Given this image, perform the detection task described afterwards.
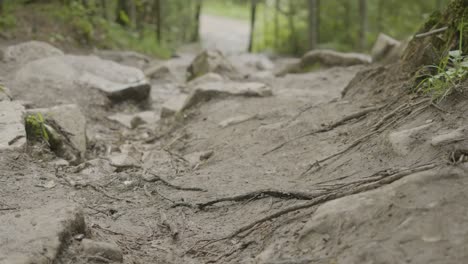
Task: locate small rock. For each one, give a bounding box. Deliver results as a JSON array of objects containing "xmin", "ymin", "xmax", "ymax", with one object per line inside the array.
[
  {"xmin": 187, "ymin": 50, "xmax": 240, "ymax": 81},
  {"xmin": 74, "ymin": 234, "xmax": 85, "ymax": 241},
  {"xmin": 109, "ymin": 153, "xmax": 141, "ymax": 169},
  {"xmin": 219, "ymin": 114, "xmax": 256, "ymax": 128},
  {"xmin": 144, "ymin": 64, "xmax": 174, "ymax": 80},
  {"xmin": 200, "ymin": 150, "xmax": 214, "ymax": 161},
  {"xmin": 49, "ymin": 158, "xmax": 70, "ymax": 167},
  {"xmin": 160, "ymin": 95, "xmax": 188, "ymax": 118},
  {"xmin": 108, "ymin": 111, "xmax": 159, "ymax": 129},
  {"xmin": 431, "ymin": 128, "xmax": 466, "ymax": 147},
  {"xmin": 81, "ymin": 239, "xmax": 123, "ymax": 262}
]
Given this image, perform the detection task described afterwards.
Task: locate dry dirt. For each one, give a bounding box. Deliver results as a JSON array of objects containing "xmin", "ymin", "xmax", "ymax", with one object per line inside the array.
[{"xmin": 1, "ymin": 34, "xmax": 468, "ymax": 264}]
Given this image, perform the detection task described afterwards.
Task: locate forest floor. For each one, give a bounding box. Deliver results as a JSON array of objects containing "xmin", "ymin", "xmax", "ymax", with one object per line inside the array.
[{"xmin": 1, "ymin": 25, "xmax": 468, "ymax": 264}]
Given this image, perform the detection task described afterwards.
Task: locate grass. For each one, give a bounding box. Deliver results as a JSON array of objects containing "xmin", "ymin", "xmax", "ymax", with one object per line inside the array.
[
  {"xmin": 203, "ymin": 0, "xmax": 250, "ymax": 21},
  {"xmin": 416, "ymin": 20, "xmax": 468, "ymax": 103}
]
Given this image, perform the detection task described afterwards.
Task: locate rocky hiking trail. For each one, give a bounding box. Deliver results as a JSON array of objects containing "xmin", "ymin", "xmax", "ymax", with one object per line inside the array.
[{"xmin": 0, "ymin": 36, "xmax": 468, "ymax": 264}]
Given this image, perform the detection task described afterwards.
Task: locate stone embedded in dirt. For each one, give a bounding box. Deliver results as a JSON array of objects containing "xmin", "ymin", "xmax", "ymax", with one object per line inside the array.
[
  {"xmin": 28, "ymin": 104, "xmax": 87, "ymax": 155},
  {"xmin": 109, "ymin": 144, "xmax": 142, "ymax": 169},
  {"xmin": 371, "ymin": 33, "xmax": 402, "ymax": 63},
  {"xmin": 81, "ymin": 239, "xmax": 123, "ymax": 262},
  {"xmin": 431, "ymin": 127, "xmax": 466, "ymax": 147},
  {"xmin": 187, "ymin": 72, "xmax": 224, "ymax": 87},
  {"xmin": 160, "ymin": 94, "xmax": 189, "ymax": 118},
  {"xmin": 182, "ymin": 82, "xmax": 273, "ymax": 111},
  {"xmin": 388, "ymin": 123, "xmax": 433, "ymax": 156},
  {"xmin": 3, "ymin": 41, "xmax": 64, "ymax": 66},
  {"xmin": 108, "ymin": 111, "xmax": 159, "ymax": 129},
  {"xmin": 187, "ymin": 50, "xmax": 240, "ymax": 81},
  {"xmin": 26, "ymin": 104, "xmax": 87, "ymax": 164},
  {"xmin": 12, "ymin": 55, "xmax": 151, "ymax": 107},
  {"xmin": 285, "ymin": 165, "xmax": 468, "ymax": 264},
  {"xmin": 219, "ymin": 114, "xmax": 257, "ymax": 128},
  {"xmin": 0, "ymin": 100, "xmax": 26, "ymax": 150},
  {"xmin": 0, "ymin": 202, "xmax": 85, "ymax": 264}
]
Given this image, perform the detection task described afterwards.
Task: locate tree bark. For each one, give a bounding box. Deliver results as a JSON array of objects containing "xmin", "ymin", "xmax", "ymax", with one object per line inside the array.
[
  {"xmin": 154, "ymin": 0, "xmax": 162, "ymax": 44},
  {"xmin": 287, "ymin": 0, "xmax": 298, "ymax": 54},
  {"xmin": 359, "ymin": 0, "xmax": 368, "ymax": 51},
  {"xmin": 0, "ymin": 0, "xmax": 3, "ymax": 14},
  {"xmin": 192, "ymin": 0, "xmax": 202, "ymax": 42},
  {"xmin": 274, "ymin": 0, "xmax": 279, "ymax": 49},
  {"xmin": 248, "ymin": 0, "xmax": 258, "ymax": 52},
  {"xmin": 307, "ymin": 0, "xmax": 318, "ymax": 50}
]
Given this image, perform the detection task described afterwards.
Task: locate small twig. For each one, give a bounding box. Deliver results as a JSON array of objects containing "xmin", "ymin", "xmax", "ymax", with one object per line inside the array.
[
  {"xmin": 146, "ymin": 171, "xmax": 207, "ymax": 192},
  {"xmin": 172, "ymin": 189, "xmax": 322, "ymax": 209},
  {"xmin": 431, "ymin": 102, "xmax": 449, "ymax": 113},
  {"xmin": 415, "ymin": 26, "xmax": 448, "ymax": 38},
  {"xmin": 87, "ymin": 255, "xmax": 111, "ymax": 263},
  {"xmin": 0, "ymin": 207, "xmax": 18, "ymax": 211}
]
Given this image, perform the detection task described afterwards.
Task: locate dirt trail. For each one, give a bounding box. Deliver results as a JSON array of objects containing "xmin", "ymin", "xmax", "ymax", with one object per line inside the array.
[
  {"xmin": 1, "ymin": 39, "xmax": 468, "ymax": 264},
  {"xmin": 200, "ymin": 14, "xmax": 249, "ymax": 55}
]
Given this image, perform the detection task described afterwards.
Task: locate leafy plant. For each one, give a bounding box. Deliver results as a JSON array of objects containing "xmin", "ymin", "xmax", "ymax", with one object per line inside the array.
[{"xmin": 416, "ymin": 21, "xmax": 468, "ymax": 103}]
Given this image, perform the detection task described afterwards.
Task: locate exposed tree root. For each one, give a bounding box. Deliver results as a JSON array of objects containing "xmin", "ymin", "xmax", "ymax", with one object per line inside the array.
[
  {"xmin": 172, "ymin": 189, "xmax": 323, "ymax": 209},
  {"xmin": 146, "ymin": 171, "xmax": 207, "ymax": 192},
  {"xmin": 195, "ymin": 163, "xmax": 437, "ymax": 249},
  {"xmin": 263, "ymin": 105, "xmax": 385, "ymax": 156}
]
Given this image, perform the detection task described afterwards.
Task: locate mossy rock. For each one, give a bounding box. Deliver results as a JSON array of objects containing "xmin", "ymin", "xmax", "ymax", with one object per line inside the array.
[{"xmin": 402, "ymin": 0, "xmax": 468, "ymax": 73}]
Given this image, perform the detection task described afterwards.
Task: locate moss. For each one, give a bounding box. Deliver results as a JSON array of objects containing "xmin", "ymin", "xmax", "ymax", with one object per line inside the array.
[{"xmin": 25, "ymin": 113, "xmax": 49, "ymax": 143}]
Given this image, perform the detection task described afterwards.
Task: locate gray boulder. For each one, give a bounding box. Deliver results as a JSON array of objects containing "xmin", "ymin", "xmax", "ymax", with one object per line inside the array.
[
  {"xmin": 3, "ymin": 41, "xmax": 64, "ymax": 66},
  {"xmin": 187, "ymin": 50, "xmax": 240, "ymax": 81},
  {"xmin": 11, "ymin": 55, "xmax": 150, "ymax": 108},
  {"xmin": 160, "ymin": 94, "xmax": 189, "ymax": 118},
  {"xmin": 81, "ymin": 239, "xmax": 123, "ymax": 262}
]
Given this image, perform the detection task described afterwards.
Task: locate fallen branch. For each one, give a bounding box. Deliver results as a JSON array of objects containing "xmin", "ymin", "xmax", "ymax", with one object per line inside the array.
[
  {"xmin": 263, "ymin": 105, "xmax": 384, "ymax": 156},
  {"xmin": 197, "ymin": 164, "xmax": 436, "ymax": 248},
  {"xmin": 87, "ymin": 184, "xmax": 135, "ymax": 203},
  {"xmin": 146, "ymin": 171, "xmax": 207, "ymax": 192},
  {"xmin": 173, "ymin": 189, "xmax": 322, "ymax": 209},
  {"xmin": 415, "ymin": 26, "xmax": 448, "ymax": 38}
]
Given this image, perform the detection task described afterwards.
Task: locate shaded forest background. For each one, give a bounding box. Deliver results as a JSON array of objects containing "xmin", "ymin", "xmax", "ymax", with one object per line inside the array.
[{"xmin": 0, "ymin": 0, "xmax": 451, "ymax": 57}]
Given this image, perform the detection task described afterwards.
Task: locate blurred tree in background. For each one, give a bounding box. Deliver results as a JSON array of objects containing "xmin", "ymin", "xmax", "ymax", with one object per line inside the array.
[{"xmin": 0, "ymin": 0, "xmax": 453, "ymax": 57}]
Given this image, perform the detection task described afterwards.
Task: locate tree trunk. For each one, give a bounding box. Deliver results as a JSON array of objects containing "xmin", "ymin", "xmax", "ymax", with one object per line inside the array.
[
  {"xmin": 116, "ymin": 0, "xmax": 129, "ymax": 26},
  {"xmin": 287, "ymin": 0, "xmax": 298, "ymax": 54},
  {"xmin": 99, "ymin": 0, "xmax": 108, "ymax": 20},
  {"xmin": 248, "ymin": 0, "xmax": 258, "ymax": 52},
  {"xmin": 154, "ymin": 0, "xmax": 162, "ymax": 44},
  {"xmin": 377, "ymin": 0, "xmax": 384, "ymax": 33},
  {"xmin": 274, "ymin": 0, "xmax": 279, "ymax": 49},
  {"xmin": 0, "ymin": 0, "xmax": 3, "ymax": 13},
  {"xmin": 129, "ymin": 0, "xmax": 137, "ymax": 28},
  {"xmin": 307, "ymin": 0, "xmax": 318, "ymax": 50},
  {"xmin": 192, "ymin": 0, "xmax": 202, "ymax": 42},
  {"xmin": 359, "ymin": 0, "xmax": 368, "ymax": 51}
]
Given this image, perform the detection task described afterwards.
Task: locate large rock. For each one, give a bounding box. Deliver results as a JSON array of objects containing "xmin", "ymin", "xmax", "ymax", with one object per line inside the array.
[
  {"xmin": 371, "ymin": 33, "xmax": 402, "ymax": 63},
  {"xmin": 0, "ymin": 100, "xmax": 26, "ymax": 150},
  {"xmin": 187, "ymin": 50, "xmax": 240, "ymax": 81},
  {"xmin": 27, "ymin": 104, "xmax": 87, "ymax": 160},
  {"xmin": 94, "ymin": 49, "xmax": 151, "ymax": 69},
  {"xmin": 81, "ymin": 239, "xmax": 123, "ymax": 262},
  {"xmin": 276, "ymin": 49, "xmax": 371, "ymax": 76},
  {"xmin": 228, "ymin": 53, "xmax": 274, "ymax": 75},
  {"xmin": 11, "ymin": 55, "xmax": 151, "ymax": 107},
  {"xmin": 187, "ymin": 72, "xmax": 224, "ymax": 88},
  {"xmin": 257, "ymin": 165, "xmax": 468, "ymax": 263},
  {"xmin": 0, "ymin": 202, "xmax": 85, "ymax": 264},
  {"xmin": 182, "ymin": 82, "xmax": 272, "ymax": 111},
  {"xmin": 3, "ymin": 41, "xmax": 64, "ymax": 66}
]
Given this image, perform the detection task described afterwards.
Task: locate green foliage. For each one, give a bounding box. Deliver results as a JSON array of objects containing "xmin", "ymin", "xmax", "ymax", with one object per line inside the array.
[
  {"xmin": 416, "ymin": 21, "xmax": 468, "ymax": 102},
  {"xmin": 25, "ymin": 113, "xmax": 49, "ymax": 143}
]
